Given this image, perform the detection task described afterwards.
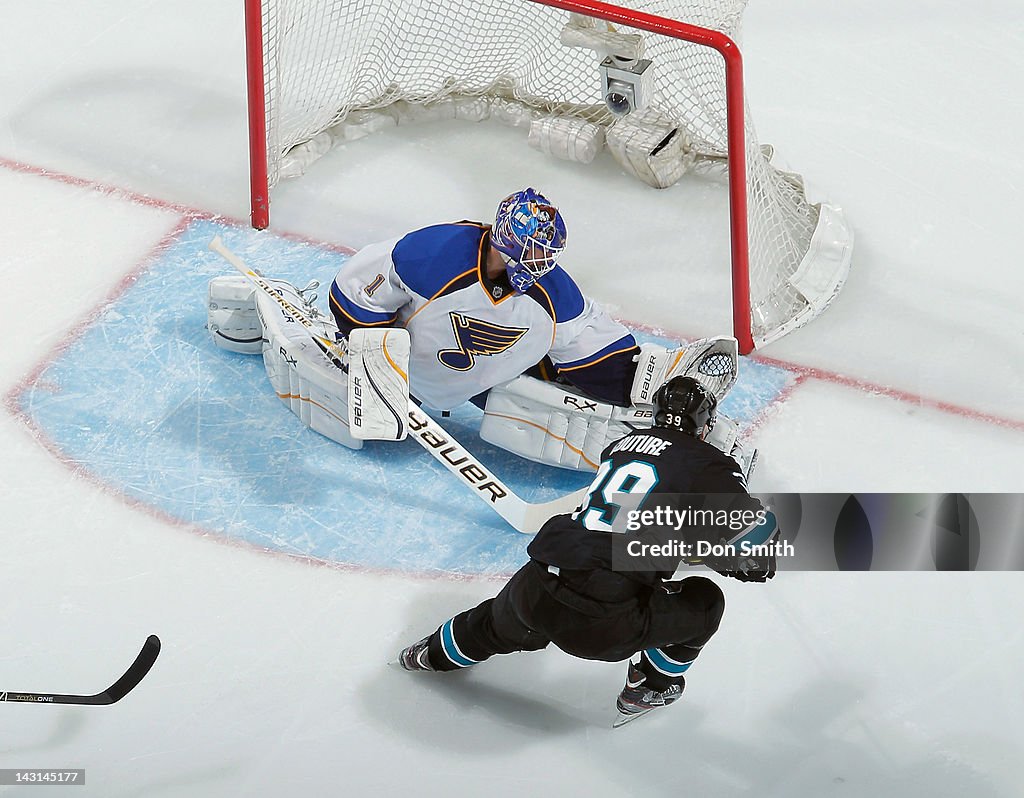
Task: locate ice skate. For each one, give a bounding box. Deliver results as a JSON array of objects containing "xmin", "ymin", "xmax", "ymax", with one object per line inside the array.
[
  {"xmin": 613, "ymin": 664, "xmax": 683, "ymax": 727},
  {"xmin": 396, "ymin": 636, "xmax": 435, "ymax": 671}
]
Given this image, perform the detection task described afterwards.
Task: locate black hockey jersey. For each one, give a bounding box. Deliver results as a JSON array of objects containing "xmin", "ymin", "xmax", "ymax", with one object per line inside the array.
[{"xmin": 527, "ymin": 426, "xmax": 760, "ymax": 586}]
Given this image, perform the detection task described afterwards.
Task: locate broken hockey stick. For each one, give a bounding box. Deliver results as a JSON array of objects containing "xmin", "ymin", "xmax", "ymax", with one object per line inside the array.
[
  {"xmin": 1, "ymin": 635, "xmax": 161, "ymax": 706},
  {"xmin": 208, "ymin": 236, "xmax": 586, "ymax": 534}
]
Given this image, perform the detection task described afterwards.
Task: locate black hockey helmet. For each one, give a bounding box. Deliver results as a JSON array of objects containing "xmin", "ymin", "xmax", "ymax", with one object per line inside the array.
[{"xmin": 652, "ymin": 376, "xmax": 717, "ymax": 437}]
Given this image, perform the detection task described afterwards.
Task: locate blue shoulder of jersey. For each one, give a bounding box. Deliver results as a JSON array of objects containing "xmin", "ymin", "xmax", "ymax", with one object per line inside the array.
[
  {"xmin": 391, "ymin": 222, "xmax": 487, "ymax": 299},
  {"xmin": 532, "ymin": 265, "xmax": 585, "ymax": 322}
]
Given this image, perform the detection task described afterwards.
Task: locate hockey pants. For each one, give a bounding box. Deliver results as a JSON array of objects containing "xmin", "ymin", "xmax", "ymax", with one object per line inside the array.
[{"xmin": 425, "ymin": 560, "xmax": 725, "ymax": 690}]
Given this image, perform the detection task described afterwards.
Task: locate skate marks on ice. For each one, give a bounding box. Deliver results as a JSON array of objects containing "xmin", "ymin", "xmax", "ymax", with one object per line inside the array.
[{"xmin": 10, "ymin": 220, "xmax": 792, "ymax": 577}]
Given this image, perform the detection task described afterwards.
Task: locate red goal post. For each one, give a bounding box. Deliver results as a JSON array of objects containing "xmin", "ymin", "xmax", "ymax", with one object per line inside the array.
[{"xmin": 244, "ymin": 0, "xmax": 852, "ymax": 353}]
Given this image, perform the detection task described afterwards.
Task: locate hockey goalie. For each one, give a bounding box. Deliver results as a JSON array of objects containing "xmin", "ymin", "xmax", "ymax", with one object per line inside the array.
[{"xmin": 206, "ymin": 188, "xmax": 756, "ymax": 479}]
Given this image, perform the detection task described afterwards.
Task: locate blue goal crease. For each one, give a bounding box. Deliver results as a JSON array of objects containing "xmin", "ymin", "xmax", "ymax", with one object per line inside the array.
[{"xmin": 15, "ymin": 219, "xmax": 794, "ymax": 577}]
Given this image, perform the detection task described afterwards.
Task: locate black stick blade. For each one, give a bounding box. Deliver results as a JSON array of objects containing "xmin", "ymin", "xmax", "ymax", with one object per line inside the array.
[
  {"xmin": 94, "ymin": 634, "xmax": 161, "ymax": 704},
  {"xmin": 1, "ymin": 635, "xmax": 161, "ymax": 706}
]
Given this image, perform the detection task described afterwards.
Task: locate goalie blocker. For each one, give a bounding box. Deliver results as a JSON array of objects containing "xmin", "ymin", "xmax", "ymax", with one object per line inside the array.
[{"xmin": 346, "ymin": 327, "xmax": 411, "ymax": 441}]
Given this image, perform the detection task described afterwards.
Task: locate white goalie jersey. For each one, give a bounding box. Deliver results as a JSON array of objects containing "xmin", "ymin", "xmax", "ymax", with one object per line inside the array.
[{"xmin": 328, "ymin": 222, "xmax": 639, "ymax": 410}]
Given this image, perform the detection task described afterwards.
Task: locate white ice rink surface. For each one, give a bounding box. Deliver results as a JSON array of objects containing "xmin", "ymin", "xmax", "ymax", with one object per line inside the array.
[{"xmin": 1, "ymin": 2, "xmax": 1023, "ymax": 796}]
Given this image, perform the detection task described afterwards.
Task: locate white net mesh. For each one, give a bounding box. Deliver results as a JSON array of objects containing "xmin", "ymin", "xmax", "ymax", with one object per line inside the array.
[{"xmin": 256, "ymin": 0, "xmax": 851, "ymax": 346}]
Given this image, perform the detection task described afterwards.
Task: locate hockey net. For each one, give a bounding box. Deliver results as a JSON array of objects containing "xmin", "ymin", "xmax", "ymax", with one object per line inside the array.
[{"xmin": 245, "ymin": 0, "xmax": 852, "ymax": 351}]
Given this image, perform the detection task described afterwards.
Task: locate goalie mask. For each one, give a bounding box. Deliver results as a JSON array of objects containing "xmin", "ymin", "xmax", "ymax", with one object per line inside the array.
[
  {"xmin": 492, "ymin": 187, "xmax": 567, "ymax": 293},
  {"xmin": 653, "ymin": 376, "xmax": 718, "ymax": 438}
]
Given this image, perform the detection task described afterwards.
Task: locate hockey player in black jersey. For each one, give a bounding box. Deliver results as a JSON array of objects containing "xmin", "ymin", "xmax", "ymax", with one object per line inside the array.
[{"xmin": 396, "ymin": 376, "xmax": 778, "ymax": 725}]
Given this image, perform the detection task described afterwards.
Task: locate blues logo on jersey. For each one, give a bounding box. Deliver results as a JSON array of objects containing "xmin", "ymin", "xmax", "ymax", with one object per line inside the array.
[{"xmin": 437, "ymin": 313, "xmax": 528, "ymax": 371}]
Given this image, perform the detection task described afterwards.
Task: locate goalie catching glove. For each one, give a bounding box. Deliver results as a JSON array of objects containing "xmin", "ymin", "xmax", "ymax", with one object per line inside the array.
[{"xmin": 630, "ymin": 336, "xmax": 739, "ymax": 406}]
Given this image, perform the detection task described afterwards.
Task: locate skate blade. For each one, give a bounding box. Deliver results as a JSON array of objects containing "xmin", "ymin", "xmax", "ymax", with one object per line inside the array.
[{"xmin": 612, "ymin": 708, "xmax": 655, "ymax": 728}]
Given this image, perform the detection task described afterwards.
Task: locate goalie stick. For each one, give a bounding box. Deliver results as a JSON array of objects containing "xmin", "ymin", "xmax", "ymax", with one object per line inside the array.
[
  {"xmin": 1, "ymin": 635, "xmax": 161, "ymax": 706},
  {"xmin": 208, "ymin": 236, "xmax": 586, "ymax": 534}
]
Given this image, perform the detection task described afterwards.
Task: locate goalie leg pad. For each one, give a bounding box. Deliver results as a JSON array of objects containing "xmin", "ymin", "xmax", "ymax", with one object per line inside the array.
[
  {"xmin": 480, "ymin": 375, "xmax": 758, "ymax": 481},
  {"xmin": 479, "ymin": 376, "xmax": 647, "ymax": 471},
  {"xmin": 255, "ymin": 290, "xmax": 361, "ymax": 450}
]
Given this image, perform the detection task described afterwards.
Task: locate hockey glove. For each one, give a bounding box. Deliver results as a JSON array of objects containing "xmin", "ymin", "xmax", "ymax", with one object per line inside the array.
[
  {"xmin": 716, "ymin": 537, "xmax": 778, "ymax": 582},
  {"xmin": 717, "ymin": 562, "xmax": 776, "ymax": 583}
]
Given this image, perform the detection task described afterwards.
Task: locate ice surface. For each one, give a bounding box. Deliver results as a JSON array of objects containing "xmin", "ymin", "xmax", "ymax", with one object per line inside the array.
[{"xmin": 0, "ymin": 2, "xmax": 1021, "ymax": 797}]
